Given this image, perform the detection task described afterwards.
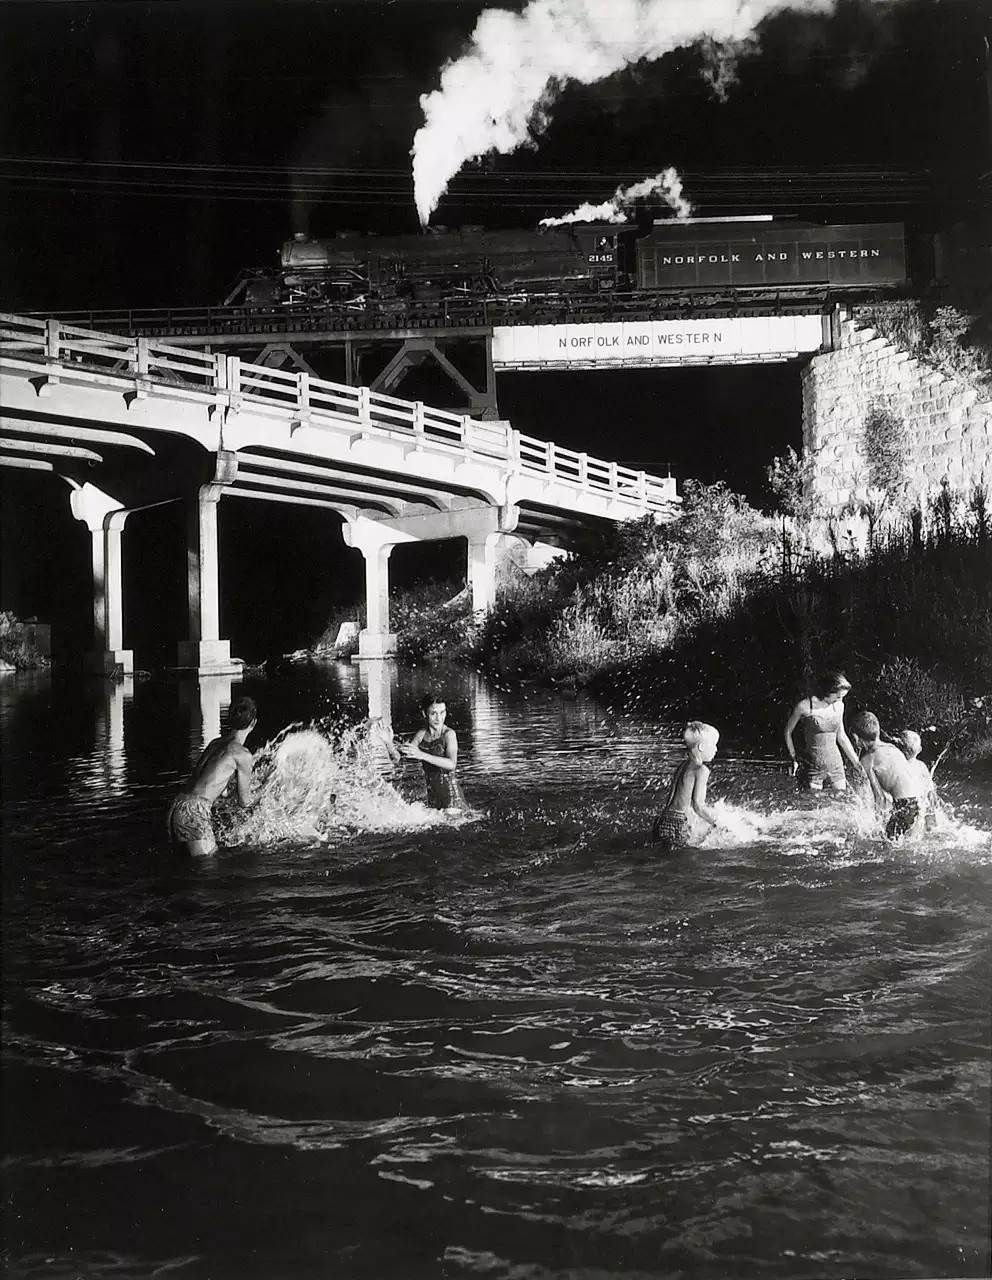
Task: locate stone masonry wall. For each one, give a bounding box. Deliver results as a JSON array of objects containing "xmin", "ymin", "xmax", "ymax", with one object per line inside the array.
[{"xmin": 802, "ymin": 313, "xmax": 991, "ymax": 517}]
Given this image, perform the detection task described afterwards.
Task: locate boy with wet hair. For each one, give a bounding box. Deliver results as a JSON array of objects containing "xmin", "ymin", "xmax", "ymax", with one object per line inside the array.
[
  {"xmin": 897, "ymin": 729, "xmax": 939, "ymax": 830},
  {"xmin": 849, "ymin": 711, "xmax": 926, "ymax": 840},
  {"xmin": 167, "ymin": 695, "xmax": 258, "ymax": 856},
  {"xmin": 651, "ymin": 721, "xmax": 720, "ymax": 851}
]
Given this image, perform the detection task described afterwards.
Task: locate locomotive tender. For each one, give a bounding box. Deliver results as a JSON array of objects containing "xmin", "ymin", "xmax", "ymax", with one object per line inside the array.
[{"xmin": 228, "ymin": 216, "xmax": 909, "ymax": 317}]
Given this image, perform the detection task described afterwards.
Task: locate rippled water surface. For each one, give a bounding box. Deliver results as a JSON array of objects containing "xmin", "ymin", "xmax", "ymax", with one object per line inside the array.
[{"xmin": 3, "ymin": 664, "xmax": 991, "ymax": 1280}]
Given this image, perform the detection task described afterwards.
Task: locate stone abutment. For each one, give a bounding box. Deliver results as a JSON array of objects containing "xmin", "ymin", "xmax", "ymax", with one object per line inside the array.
[{"xmin": 802, "ymin": 311, "xmax": 991, "ymax": 518}]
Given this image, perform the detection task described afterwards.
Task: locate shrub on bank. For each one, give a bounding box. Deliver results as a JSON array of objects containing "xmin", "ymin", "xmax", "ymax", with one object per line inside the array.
[
  {"xmin": 468, "ymin": 482, "xmax": 991, "ymax": 758},
  {"xmin": 316, "ymin": 481, "xmax": 992, "ymax": 760},
  {"xmin": 393, "ymin": 579, "xmax": 474, "ymax": 665},
  {"xmin": 856, "ymin": 299, "xmax": 992, "ymax": 392},
  {"xmin": 0, "ymin": 611, "xmax": 50, "ymax": 669}
]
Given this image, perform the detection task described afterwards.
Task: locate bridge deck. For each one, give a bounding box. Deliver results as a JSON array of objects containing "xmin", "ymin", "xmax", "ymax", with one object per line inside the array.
[{"xmin": 0, "ymin": 312, "xmax": 678, "ymax": 528}]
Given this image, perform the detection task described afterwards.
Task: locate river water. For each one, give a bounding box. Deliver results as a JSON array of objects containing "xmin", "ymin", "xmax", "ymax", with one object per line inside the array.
[{"xmin": 2, "ymin": 663, "xmax": 990, "ymax": 1280}]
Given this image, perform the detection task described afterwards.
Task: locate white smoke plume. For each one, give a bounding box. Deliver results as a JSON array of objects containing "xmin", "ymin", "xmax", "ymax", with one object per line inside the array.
[
  {"xmin": 539, "ymin": 167, "xmax": 692, "ymax": 225},
  {"xmin": 699, "ymin": 34, "xmax": 759, "ymax": 103},
  {"xmin": 412, "ymin": 0, "xmax": 838, "ymax": 226}
]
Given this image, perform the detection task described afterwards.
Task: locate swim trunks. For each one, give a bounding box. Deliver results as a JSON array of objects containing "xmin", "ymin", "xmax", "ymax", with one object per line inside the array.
[
  {"xmin": 420, "ymin": 735, "xmax": 467, "ymax": 810},
  {"xmin": 168, "ymin": 792, "xmax": 215, "ymax": 843},
  {"xmin": 886, "ymin": 797, "xmax": 921, "ymax": 840},
  {"xmin": 652, "ymin": 809, "xmax": 692, "ymax": 851}
]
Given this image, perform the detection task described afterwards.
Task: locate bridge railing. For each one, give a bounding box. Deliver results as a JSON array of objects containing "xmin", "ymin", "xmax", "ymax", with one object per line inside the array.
[{"xmin": 0, "ymin": 312, "xmax": 677, "ymax": 510}]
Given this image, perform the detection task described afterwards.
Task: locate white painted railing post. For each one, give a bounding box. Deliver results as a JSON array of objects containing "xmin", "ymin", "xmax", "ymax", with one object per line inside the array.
[
  {"xmin": 637, "ymin": 471, "xmax": 648, "ymax": 503},
  {"xmin": 298, "ymin": 370, "xmax": 310, "ymax": 417},
  {"xmin": 510, "ymin": 430, "xmax": 522, "ymax": 470},
  {"xmin": 548, "ymin": 442, "xmax": 556, "ymax": 476},
  {"xmin": 45, "ymin": 318, "xmax": 61, "ymax": 361},
  {"xmin": 609, "ymin": 462, "xmax": 619, "ymax": 494},
  {"xmin": 413, "ymin": 402, "xmax": 426, "ymax": 446},
  {"xmin": 227, "ymin": 355, "xmax": 241, "ymax": 396},
  {"xmin": 358, "ymin": 386, "xmax": 371, "ymax": 428},
  {"xmin": 214, "ymin": 352, "xmax": 228, "ymax": 390},
  {"xmin": 579, "ymin": 453, "xmax": 589, "ymax": 488},
  {"xmin": 135, "ymin": 337, "xmax": 150, "ymax": 379}
]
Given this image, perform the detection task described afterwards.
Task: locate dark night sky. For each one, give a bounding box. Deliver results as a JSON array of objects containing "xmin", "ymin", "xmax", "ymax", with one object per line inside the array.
[
  {"xmin": 1, "ymin": 0, "xmax": 988, "ymax": 659},
  {"xmin": 1, "ymin": 0, "xmax": 986, "ymax": 311}
]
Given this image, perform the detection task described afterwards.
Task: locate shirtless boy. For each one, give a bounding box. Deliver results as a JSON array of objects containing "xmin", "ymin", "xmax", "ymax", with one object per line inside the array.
[
  {"xmin": 849, "ymin": 711, "xmax": 926, "ymax": 840},
  {"xmin": 897, "ymin": 729, "xmax": 939, "ymax": 830},
  {"xmin": 652, "ymin": 721, "xmax": 720, "ymax": 851},
  {"xmin": 167, "ymin": 695, "xmax": 258, "ymax": 855}
]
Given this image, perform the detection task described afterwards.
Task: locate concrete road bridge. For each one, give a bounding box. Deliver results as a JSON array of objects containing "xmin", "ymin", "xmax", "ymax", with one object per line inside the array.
[{"xmin": 1, "ymin": 313, "xmax": 678, "ymax": 675}]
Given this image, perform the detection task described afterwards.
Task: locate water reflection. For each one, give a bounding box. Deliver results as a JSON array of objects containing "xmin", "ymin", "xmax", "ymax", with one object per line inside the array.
[
  {"xmin": 177, "ymin": 671, "xmax": 243, "ymax": 752},
  {"xmin": 2, "ymin": 664, "xmax": 990, "ymax": 1280},
  {"xmin": 356, "ymin": 656, "xmax": 396, "ymax": 726},
  {"xmin": 90, "ymin": 676, "xmax": 132, "ymax": 794}
]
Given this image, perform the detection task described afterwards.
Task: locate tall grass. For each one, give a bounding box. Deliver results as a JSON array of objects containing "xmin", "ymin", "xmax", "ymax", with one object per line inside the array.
[{"xmin": 464, "ymin": 482, "xmax": 992, "ymax": 754}]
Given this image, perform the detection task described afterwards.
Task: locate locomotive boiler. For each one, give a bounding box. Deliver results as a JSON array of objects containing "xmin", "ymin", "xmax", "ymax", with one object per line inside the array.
[{"xmin": 225, "ymin": 217, "xmax": 912, "ymax": 317}]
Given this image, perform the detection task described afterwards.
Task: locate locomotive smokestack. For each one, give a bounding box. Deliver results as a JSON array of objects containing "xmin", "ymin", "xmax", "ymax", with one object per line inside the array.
[{"xmin": 411, "ymin": 0, "xmax": 844, "ymax": 226}]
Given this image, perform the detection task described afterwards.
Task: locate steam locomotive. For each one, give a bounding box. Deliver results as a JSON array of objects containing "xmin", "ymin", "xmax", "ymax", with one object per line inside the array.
[{"xmin": 225, "ymin": 217, "xmax": 913, "ymax": 317}]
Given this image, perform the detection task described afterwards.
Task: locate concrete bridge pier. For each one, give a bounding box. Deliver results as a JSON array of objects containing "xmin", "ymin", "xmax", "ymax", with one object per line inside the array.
[
  {"xmin": 68, "ymin": 481, "xmax": 135, "ymax": 677},
  {"xmin": 341, "ymin": 518, "xmax": 399, "ymax": 660},
  {"xmin": 358, "ymin": 658, "xmax": 396, "ymax": 727},
  {"xmin": 467, "ymin": 532, "xmax": 502, "ymax": 615},
  {"xmin": 343, "ymin": 502, "xmax": 521, "ymax": 660},
  {"xmin": 177, "ymin": 454, "xmax": 242, "ymax": 676}
]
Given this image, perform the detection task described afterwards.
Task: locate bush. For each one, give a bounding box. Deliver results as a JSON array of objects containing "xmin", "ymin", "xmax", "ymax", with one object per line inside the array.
[
  {"xmin": 392, "ymin": 579, "xmax": 474, "ymax": 664},
  {"xmin": 0, "ymin": 611, "xmax": 50, "ymax": 669},
  {"xmin": 464, "ymin": 485, "xmax": 992, "ymax": 757},
  {"xmin": 860, "ymin": 656, "xmax": 965, "ymax": 736},
  {"xmin": 857, "ymin": 299, "xmax": 992, "ymax": 391}
]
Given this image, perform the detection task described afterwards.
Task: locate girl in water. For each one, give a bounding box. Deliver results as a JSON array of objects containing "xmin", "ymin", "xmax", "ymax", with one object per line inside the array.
[
  {"xmin": 399, "ymin": 694, "xmax": 468, "ymax": 811},
  {"xmin": 783, "ymin": 670, "xmax": 862, "ymax": 792}
]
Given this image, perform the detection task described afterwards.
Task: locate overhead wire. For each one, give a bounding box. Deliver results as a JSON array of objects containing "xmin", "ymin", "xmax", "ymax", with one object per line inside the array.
[{"xmin": 0, "ymin": 155, "xmax": 975, "ymax": 210}]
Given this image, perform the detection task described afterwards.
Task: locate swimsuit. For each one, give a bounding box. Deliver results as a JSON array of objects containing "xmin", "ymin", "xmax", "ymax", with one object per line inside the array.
[
  {"xmin": 886, "ymin": 797, "xmax": 921, "ymax": 840},
  {"xmin": 652, "ymin": 809, "xmax": 692, "ymax": 851},
  {"xmin": 796, "ymin": 701, "xmax": 847, "ymax": 791},
  {"xmin": 651, "ymin": 761, "xmax": 695, "ymax": 850},
  {"xmin": 168, "ymin": 792, "xmax": 215, "ymax": 843},
  {"xmin": 419, "ymin": 735, "xmax": 467, "ymax": 810}
]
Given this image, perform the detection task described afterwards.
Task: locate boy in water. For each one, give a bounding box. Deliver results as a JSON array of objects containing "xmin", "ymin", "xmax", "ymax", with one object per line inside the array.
[
  {"xmin": 399, "ymin": 693, "xmax": 467, "ymax": 811},
  {"xmin": 167, "ymin": 695, "xmax": 258, "ymax": 855},
  {"xmin": 849, "ymin": 711, "xmax": 926, "ymax": 840},
  {"xmin": 897, "ymin": 729, "xmax": 939, "ymax": 830},
  {"xmin": 651, "ymin": 721, "xmax": 720, "ymax": 851}
]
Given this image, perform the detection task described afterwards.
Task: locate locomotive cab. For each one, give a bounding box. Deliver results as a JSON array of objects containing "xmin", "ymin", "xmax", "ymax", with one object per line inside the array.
[{"xmin": 565, "ymin": 223, "xmax": 637, "ymax": 289}]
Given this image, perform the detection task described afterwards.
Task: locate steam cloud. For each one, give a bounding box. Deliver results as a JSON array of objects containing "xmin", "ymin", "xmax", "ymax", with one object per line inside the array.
[
  {"xmin": 412, "ymin": 0, "xmax": 837, "ymax": 226},
  {"xmin": 539, "ymin": 167, "xmax": 692, "ymax": 225}
]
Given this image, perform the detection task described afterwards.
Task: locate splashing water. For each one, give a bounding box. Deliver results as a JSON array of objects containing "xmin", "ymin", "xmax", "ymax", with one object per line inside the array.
[
  {"xmin": 215, "ymin": 723, "xmax": 462, "ymax": 847},
  {"xmin": 539, "ymin": 167, "xmax": 691, "ymax": 226},
  {"xmin": 700, "ymin": 794, "xmax": 992, "ymax": 864}
]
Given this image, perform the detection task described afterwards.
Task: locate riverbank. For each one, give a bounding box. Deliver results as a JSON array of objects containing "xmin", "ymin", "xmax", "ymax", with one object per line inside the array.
[
  {"xmin": 0, "ymin": 612, "xmax": 51, "ymax": 670},
  {"xmin": 373, "ymin": 481, "xmax": 992, "ymax": 765}
]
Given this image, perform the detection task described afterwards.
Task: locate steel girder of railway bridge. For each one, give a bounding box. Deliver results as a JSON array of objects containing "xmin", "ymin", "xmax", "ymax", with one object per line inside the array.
[{"xmin": 122, "ymin": 325, "xmax": 502, "ymax": 422}]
